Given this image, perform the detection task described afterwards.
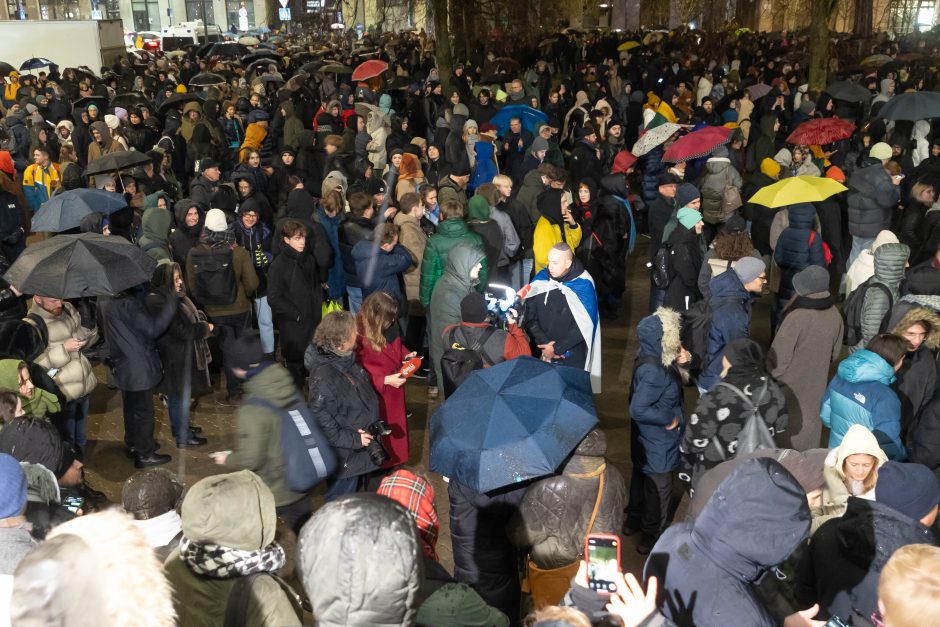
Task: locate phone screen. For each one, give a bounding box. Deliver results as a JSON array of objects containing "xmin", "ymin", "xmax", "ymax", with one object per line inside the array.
[
  {"xmin": 586, "ymin": 535, "xmax": 620, "ymax": 593},
  {"xmin": 63, "ymin": 496, "xmax": 84, "ymax": 514}
]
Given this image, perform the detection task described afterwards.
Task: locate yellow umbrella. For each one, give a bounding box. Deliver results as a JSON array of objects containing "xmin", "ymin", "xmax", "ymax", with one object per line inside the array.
[
  {"xmin": 617, "ymin": 41, "xmax": 641, "ymax": 52},
  {"xmin": 748, "ymin": 175, "xmax": 847, "ymax": 208}
]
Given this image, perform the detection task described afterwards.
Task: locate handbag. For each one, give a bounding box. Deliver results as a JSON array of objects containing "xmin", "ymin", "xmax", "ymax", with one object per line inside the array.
[{"xmin": 522, "ymin": 467, "xmax": 605, "ymax": 609}]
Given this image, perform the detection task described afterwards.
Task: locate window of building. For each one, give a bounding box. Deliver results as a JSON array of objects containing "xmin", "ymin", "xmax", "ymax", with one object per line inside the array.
[
  {"xmin": 225, "ymin": 0, "xmax": 253, "ymax": 29},
  {"xmin": 131, "ymin": 0, "xmax": 160, "ymax": 30},
  {"xmin": 185, "ymin": 0, "xmax": 215, "ymax": 24},
  {"xmin": 6, "ymin": 0, "xmax": 25, "ymax": 19}
]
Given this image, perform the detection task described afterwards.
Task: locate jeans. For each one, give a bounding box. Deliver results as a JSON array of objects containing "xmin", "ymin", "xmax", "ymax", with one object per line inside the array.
[
  {"xmin": 122, "ymin": 388, "xmax": 157, "ymax": 456},
  {"xmin": 325, "ymin": 474, "xmax": 360, "ymax": 502},
  {"xmin": 521, "ymin": 258, "xmax": 534, "ymax": 285},
  {"xmin": 507, "ymin": 260, "xmax": 524, "ymax": 291},
  {"xmin": 58, "ymin": 396, "xmax": 89, "ymax": 453},
  {"xmin": 212, "ymin": 311, "xmax": 251, "ymax": 394},
  {"xmin": 849, "ymin": 235, "xmax": 876, "ymax": 269},
  {"xmin": 165, "ymin": 393, "xmax": 191, "ymax": 443},
  {"xmin": 347, "ymin": 286, "xmax": 363, "ymax": 314},
  {"xmin": 649, "ymin": 285, "xmax": 666, "ymax": 313},
  {"xmin": 254, "ymin": 296, "xmax": 275, "ymax": 354}
]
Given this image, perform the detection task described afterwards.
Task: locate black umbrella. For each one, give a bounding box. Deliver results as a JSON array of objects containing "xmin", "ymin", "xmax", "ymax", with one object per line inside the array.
[
  {"xmin": 205, "ymin": 42, "xmax": 249, "ymax": 59},
  {"xmin": 66, "ymin": 66, "xmax": 97, "ymax": 82},
  {"xmin": 0, "ymin": 62, "xmax": 14, "ymax": 77},
  {"xmin": 241, "ymin": 51, "xmax": 280, "ymax": 65},
  {"xmin": 245, "ymin": 59, "xmax": 278, "ymax": 76},
  {"xmin": 157, "ymin": 92, "xmax": 204, "ymax": 114},
  {"xmin": 72, "ymin": 96, "xmax": 108, "ymax": 111},
  {"xmin": 83, "ymin": 151, "xmax": 153, "ymax": 177},
  {"xmin": 20, "ymin": 57, "xmax": 54, "ymax": 71},
  {"xmin": 5, "ymin": 233, "xmax": 156, "ymax": 298},
  {"xmin": 110, "ymin": 93, "xmax": 153, "ymax": 111},
  {"xmin": 878, "ymin": 91, "xmax": 940, "ymax": 121},
  {"xmin": 189, "ymin": 72, "xmax": 226, "ymax": 87},
  {"xmin": 824, "ymin": 79, "xmax": 872, "ymax": 103},
  {"xmin": 30, "ymin": 189, "xmax": 126, "ymax": 233}
]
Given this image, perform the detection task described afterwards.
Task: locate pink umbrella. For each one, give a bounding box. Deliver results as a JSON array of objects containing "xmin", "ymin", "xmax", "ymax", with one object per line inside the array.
[
  {"xmin": 351, "ymin": 59, "xmax": 389, "ymax": 81},
  {"xmin": 662, "ymin": 126, "xmax": 732, "ymax": 163}
]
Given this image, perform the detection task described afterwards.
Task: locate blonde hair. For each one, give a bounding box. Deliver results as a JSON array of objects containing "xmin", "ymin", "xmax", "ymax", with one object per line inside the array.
[
  {"xmin": 843, "ymin": 453, "xmax": 880, "ymax": 494},
  {"xmin": 492, "ymin": 174, "xmax": 512, "ymax": 188},
  {"xmin": 879, "ymin": 544, "xmax": 940, "ymax": 627},
  {"xmin": 524, "ymin": 606, "xmax": 591, "ymax": 627}
]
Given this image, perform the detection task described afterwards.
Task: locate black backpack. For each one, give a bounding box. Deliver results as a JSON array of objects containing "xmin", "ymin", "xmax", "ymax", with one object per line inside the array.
[
  {"xmin": 683, "ymin": 299, "xmax": 714, "ymax": 370},
  {"xmin": 244, "ymin": 394, "xmax": 337, "ymax": 492},
  {"xmin": 190, "ymin": 247, "xmax": 238, "ymax": 306},
  {"xmin": 440, "ymin": 326, "xmax": 497, "ymax": 397},
  {"xmin": 647, "ymin": 242, "xmax": 673, "ymax": 288},
  {"xmin": 841, "ymin": 278, "xmax": 893, "ymax": 346}
]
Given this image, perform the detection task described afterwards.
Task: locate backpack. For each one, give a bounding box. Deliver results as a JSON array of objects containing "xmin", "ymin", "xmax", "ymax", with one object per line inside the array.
[
  {"xmin": 841, "ymin": 278, "xmax": 893, "ymax": 346},
  {"xmin": 440, "ymin": 326, "xmax": 497, "ymax": 397},
  {"xmin": 647, "ymin": 242, "xmax": 673, "ymax": 288},
  {"xmin": 683, "ymin": 299, "xmax": 713, "ymax": 370},
  {"xmin": 244, "ymin": 395, "xmax": 337, "ymax": 492},
  {"xmin": 190, "ymin": 247, "xmax": 239, "ymax": 306},
  {"xmin": 710, "ymin": 379, "xmax": 775, "ymax": 460},
  {"xmin": 701, "ymin": 185, "xmax": 741, "ymax": 225},
  {"xmin": 223, "ymin": 571, "xmax": 303, "ymax": 627}
]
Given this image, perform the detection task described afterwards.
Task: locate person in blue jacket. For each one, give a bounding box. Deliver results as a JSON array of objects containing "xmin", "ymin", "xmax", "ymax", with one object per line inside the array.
[
  {"xmin": 699, "ymin": 256, "xmax": 767, "ymax": 392},
  {"xmin": 352, "ymin": 222, "xmax": 414, "ymax": 318},
  {"xmin": 626, "ymin": 306, "xmax": 689, "ymax": 555},
  {"xmin": 821, "ymin": 333, "xmax": 907, "ymax": 460}
]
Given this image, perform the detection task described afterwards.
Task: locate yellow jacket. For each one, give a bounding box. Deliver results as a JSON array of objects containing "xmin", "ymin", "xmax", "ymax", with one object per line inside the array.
[{"xmin": 533, "ymin": 216, "xmax": 583, "ymax": 274}]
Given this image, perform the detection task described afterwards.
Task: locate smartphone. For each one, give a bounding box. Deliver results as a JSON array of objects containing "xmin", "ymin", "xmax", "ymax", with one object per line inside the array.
[
  {"xmin": 585, "ymin": 533, "xmax": 621, "ymax": 594},
  {"xmin": 63, "ymin": 495, "xmax": 84, "ymax": 514}
]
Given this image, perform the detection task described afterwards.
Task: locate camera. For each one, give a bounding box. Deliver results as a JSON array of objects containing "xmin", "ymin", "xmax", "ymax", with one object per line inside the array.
[
  {"xmin": 365, "ymin": 420, "xmax": 391, "ymax": 466},
  {"xmin": 484, "ymin": 284, "xmax": 521, "ymax": 329}
]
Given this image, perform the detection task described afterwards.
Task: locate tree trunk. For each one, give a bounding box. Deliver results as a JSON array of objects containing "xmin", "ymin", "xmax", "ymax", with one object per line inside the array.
[
  {"xmin": 808, "ymin": 0, "xmax": 833, "ymax": 93},
  {"xmin": 431, "ymin": 0, "xmax": 454, "ymax": 95},
  {"xmin": 854, "ymin": 0, "xmax": 872, "ymax": 37}
]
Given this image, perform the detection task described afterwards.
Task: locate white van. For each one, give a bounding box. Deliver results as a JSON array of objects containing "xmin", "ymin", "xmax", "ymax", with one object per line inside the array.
[{"xmin": 161, "ymin": 20, "xmax": 224, "ymax": 51}]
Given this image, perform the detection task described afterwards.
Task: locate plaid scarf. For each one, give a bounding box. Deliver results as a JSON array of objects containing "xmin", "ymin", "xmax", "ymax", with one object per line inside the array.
[
  {"xmin": 377, "ymin": 469, "xmax": 439, "ymax": 560},
  {"xmin": 179, "ymin": 536, "xmax": 286, "ymax": 579}
]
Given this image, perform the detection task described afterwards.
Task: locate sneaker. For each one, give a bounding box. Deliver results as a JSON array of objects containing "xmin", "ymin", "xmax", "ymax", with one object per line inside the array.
[{"xmin": 428, "ymin": 386, "xmax": 440, "ymax": 399}]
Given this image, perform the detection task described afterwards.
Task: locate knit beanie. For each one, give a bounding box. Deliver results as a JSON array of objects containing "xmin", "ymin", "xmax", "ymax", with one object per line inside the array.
[
  {"xmin": 460, "ymin": 293, "xmax": 489, "ymax": 323},
  {"xmin": 793, "ymin": 265, "xmax": 830, "ymax": 296},
  {"xmin": 0, "ymin": 453, "xmax": 26, "ymax": 519},
  {"xmin": 876, "ymin": 462, "xmax": 940, "ymax": 521},
  {"xmin": 104, "ymin": 114, "xmax": 120, "ymax": 130},
  {"xmin": 799, "ymin": 100, "xmax": 815, "ymax": 115},
  {"xmin": 203, "ymin": 208, "xmax": 228, "ymax": 232},
  {"xmin": 760, "ymin": 157, "xmax": 782, "ymax": 179},
  {"xmin": 675, "ymin": 183, "xmax": 700, "ymax": 208},
  {"xmin": 453, "ymin": 103, "xmax": 469, "ymax": 118},
  {"xmin": 227, "ymin": 332, "xmax": 265, "ymax": 371},
  {"xmin": 733, "ymin": 256, "xmax": 766, "ymax": 284},
  {"xmin": 530, "ymin": 137, "xmax": 550, "ymax": 154},
  {"xmin": 870, "ymin": 142, "xmax": 892, "ymax": 161},
  {"xmin": 677, "ymin": 207, "xmax": 703, "ymax": 230}
]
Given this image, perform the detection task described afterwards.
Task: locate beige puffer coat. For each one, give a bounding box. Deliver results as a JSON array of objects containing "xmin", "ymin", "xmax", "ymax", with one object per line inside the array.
[{"xmin": 29, "ymin": 301, "xmax": 97, "ymax": 402}]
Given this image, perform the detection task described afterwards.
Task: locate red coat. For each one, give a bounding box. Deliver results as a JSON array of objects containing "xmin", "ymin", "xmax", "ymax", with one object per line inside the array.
[{"xmin": 356, "ymin": 335, "xmax": 411, "ymax": 467}]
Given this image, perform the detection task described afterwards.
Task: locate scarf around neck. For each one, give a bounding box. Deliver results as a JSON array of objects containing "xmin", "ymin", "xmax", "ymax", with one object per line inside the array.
[{"xmin": 179, "ymin": 535, "xmax": 286, "ymax": 579}]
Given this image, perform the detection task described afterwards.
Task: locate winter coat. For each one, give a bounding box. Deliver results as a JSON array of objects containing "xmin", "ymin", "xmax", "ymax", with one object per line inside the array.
[
  {"xmin": 700, "ymin": 271, "xmax": 753, "ymax": 391},
  {"xmin": 28, "ymin": 301, "xmax": 97, "ymax": 402},
  {"xmin": 138, "ymin": 207, "xmax": 173, "ymax": 263},
  {"xmin": 448, "ymin": 479, "xmax": 525, "ymax": 620},
  {"xmin": 773, "ymin": 203, "xmax": 826, "ymax": 300},
  {"xmin": 21, "ymin": 163, "xmax": 60, "ymax": 211},
  {"xmin": 469, "ymin": 140, "xmax": 498, "ymax": 192},
  {"xmin": 101, "ymin": 291, "xmax": 177, "ymax": 392},
  {"xmin": 357, "ymin": 335, "xmax": 411, "ymax": 467},
  {"xmin": 305, "ymin": 345, "xmax": 381, "ymax": 479},
  {"xmin": 648, "ymin": 192, "xmax": 677, "ymax": 261},
  {"xmin": 279, "ymin": 101, "xmax": 303, "ymax": 151},
  {"xmin": 145, "ymin": 264, "xmax": 212, "ymax": 399},
  {"xmin": 681, "ymin": 364, "xmax": 788, "ymax": 488},
  {"xmin": 339, "ymin": 214, "xmax": 374, "ymax": 289},
  {"xmin": 846, "ymin": 164, "xmax": 899, "ymax": 238},
  {"xmin": 429, "ymin": 243, "xmax": 487, "ymax": 392},
  {"xmin": 909, "ymin": 388, "xmax": 940, "ymax": 483},
  {"xmin": 419, "ymin": 219, "xmax": 486, "ymax": 307},
  {"xmin": 745, "ymin": 114, "xmax": 778, "ymax": 174},
  {"xmin": 890, "ymin": 307, "xmax": 940, "ymax": 435},
  {"xmin": 509, "ymin": 430, "xmax": 626, "ymax": 569},
  {"xmin": 233, "ymin": 219, "xmax": 273, "ymax": 296},
  {"xmin": 646, "ymin": 458, "xmax": 811, "ymax": 627},
  {"xmin": 532, "ymin": 217, "xmax": 583, "ymax": 275},
  {"xmin": 641, "ymin": 145, "xmax": 667, "ymax": 208},
  {"xmin": 629, "ymin": 308, "xmax": 685, "ymax": 474},
  {"xmin": 797, "ymin": 497, "xmax": 937, "ymax": 622},
  {"xmin": 267, "ymin": 245, "xmax": 321, "ymax": 362},
  {"xmin": 663, "ymin": 223, "xmax": 702, "ymax": 312},
  {"xmin": 298, "ymin": 493, "xmax": 422, "ymax": 627},
  {"xmin": 186, "ymin": 241, "xmax": 259, "ymax": 319},
  {"xmin": 440, "ymin": 321, "xmax": 531, "ymax": 368},
  {"xmin": 352, "ymin": 240, "xmax": 413, "ymax": 309},
  {"xmin": 515, "ymin": 168, "xmax": 548, "ymax": 230},
  {"xmin": 393, "ymin": 211, "xmax": 427, "ymax": 309},
  {"xmin": 859, "ymin": 242, "xmax": 909, "ymax": 347},
  {"xmin": 698, "ymin": 158, "xmax": 742, "ymax": 224},
  {"xmin": 169, "ymin": 200, "xmax": 203, "ymax": 273},
  {"xmin": 466, "ymin": 201, "xmax": 504, "ymax": 279},
  {"xmin": 313, "ymin": 205, "xmax": 346, "ymax": 302},
  {"xmin": 164, "ymin": 471, "xmax": 302, "ymax": 627},
  {"xmin": 589, "ymin": 176, "xmax": 631, "ymax": 298},
  {"xmin": 811, "ymin": 425, "xmax": 887, "ymax": 534},
  {"xmin": 569, "ymin": 140, "xmax": 603, "ymax": 188},
  {"xmin": 768, "ymin": 295, "xmax": 844, "ymax": 450},
  {"xmin": 820, "ymin": 349, "xmax": 905, "ymax": 460},
  {"xmin": 188, "ymin": 175, "xmax": 219, "ymax": 211},
  {"xmin": 845, "ymin": 230, "xmax": 898, "ymax": 295}
]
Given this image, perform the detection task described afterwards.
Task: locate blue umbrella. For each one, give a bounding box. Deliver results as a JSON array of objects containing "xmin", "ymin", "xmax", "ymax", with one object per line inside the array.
[
  {"xmin": 31, "ymin": 189, "xmax": 127, "ymax": 233},
  {"xmin": 489, "ymin": 104, "xmax": 550, "ymax": 136},
  {"xmin": 430, "ymin": 356, "xmax": 598, "ymax": 493},
  {"xmin": 19, "ymin": 58, "xmax": 54, "ymax": 71}
]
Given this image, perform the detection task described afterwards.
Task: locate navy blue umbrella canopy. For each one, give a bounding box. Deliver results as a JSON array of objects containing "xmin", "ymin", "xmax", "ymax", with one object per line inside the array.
[
  {"xmin": 430, "ymin": 356, "xmax": 598, "ymax": 493},
  {"xmin": 31, "ymin": 189, "xmax": 127, "ymax": 233}
]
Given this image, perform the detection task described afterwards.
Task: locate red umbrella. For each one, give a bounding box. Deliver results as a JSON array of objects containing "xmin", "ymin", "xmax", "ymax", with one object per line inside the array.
[
  {"xmin": 786, "ymin": 117, "xmax": 855, "ymax": 146},
  {"xmin": 351, "ymin": 59, "xmax": 389, "ymax": 81},
  {"xmin": 662, "ymin": 126, "xmax": 732, "ymax": 163}
]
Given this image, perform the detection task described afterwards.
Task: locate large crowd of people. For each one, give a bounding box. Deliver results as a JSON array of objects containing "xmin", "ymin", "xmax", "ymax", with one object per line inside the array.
[{"xmin": 0, "ymin": 21, "xmax": 938, "ymax": 627}]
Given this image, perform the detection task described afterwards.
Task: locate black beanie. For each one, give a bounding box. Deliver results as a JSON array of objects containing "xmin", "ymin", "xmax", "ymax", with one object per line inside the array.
[
  {"xmin": 227, "ymin": 332, "xmax": 265, "ymax": 371},
  {"xmin": 460, "ymin": 293, "xmax": 489, "ymax": 323}
]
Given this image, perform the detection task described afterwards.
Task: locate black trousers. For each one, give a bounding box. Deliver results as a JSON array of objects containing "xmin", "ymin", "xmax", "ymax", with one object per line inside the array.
[
  {"xmin": 276, "ymin": 496, "xmax": 313, "ymax": 534},
  {"xmin": 212, "ymin": 311, "xmax": 251, "ymax": 393},
  {"xmin": 122, "ymin": 388, "xmax": 156, "ymax": 456},
  {"xmin": 626, "ymin": 424, "xmax": 674, "ymax": 537}
]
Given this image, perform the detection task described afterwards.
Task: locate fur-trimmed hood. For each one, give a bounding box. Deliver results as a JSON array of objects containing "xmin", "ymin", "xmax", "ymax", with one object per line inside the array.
[
  {"xmin": 637, "ymin": 307, "xmax": 682, "ymax": 367},
  {"xmin": 891, "ymin": 306, "xmax": 940, "ymax": 350}
]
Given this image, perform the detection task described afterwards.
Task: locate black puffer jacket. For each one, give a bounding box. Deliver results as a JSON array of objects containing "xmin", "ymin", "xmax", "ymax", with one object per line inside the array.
[
  {"xmin": 101, "ymin": 291, "xmax": 177, "ymax": 392},
  {"xmin": 267, "ymin": 245, "xmax": 321, "ymax": 362},
  {"xmin": 796, "ymin": 497, "xmax": 937, "ymax": 621},
  {"xmin": 169, "ymin": 199, "xmax": 203, "ymax": 273},
  {"xmin": 448, "ymin": 479, "xmax": 526, "ymax": 622},
  {"xmin": 508, "ymin": 430, "xmax": 626, "ymax": 569},
  {"xmin": 304, "ymin": 345, "xmax": 380, "ymax": 479},
  {"xmin": 846, "ymin": 164, "xmax": 899, "ymax": 238}
]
